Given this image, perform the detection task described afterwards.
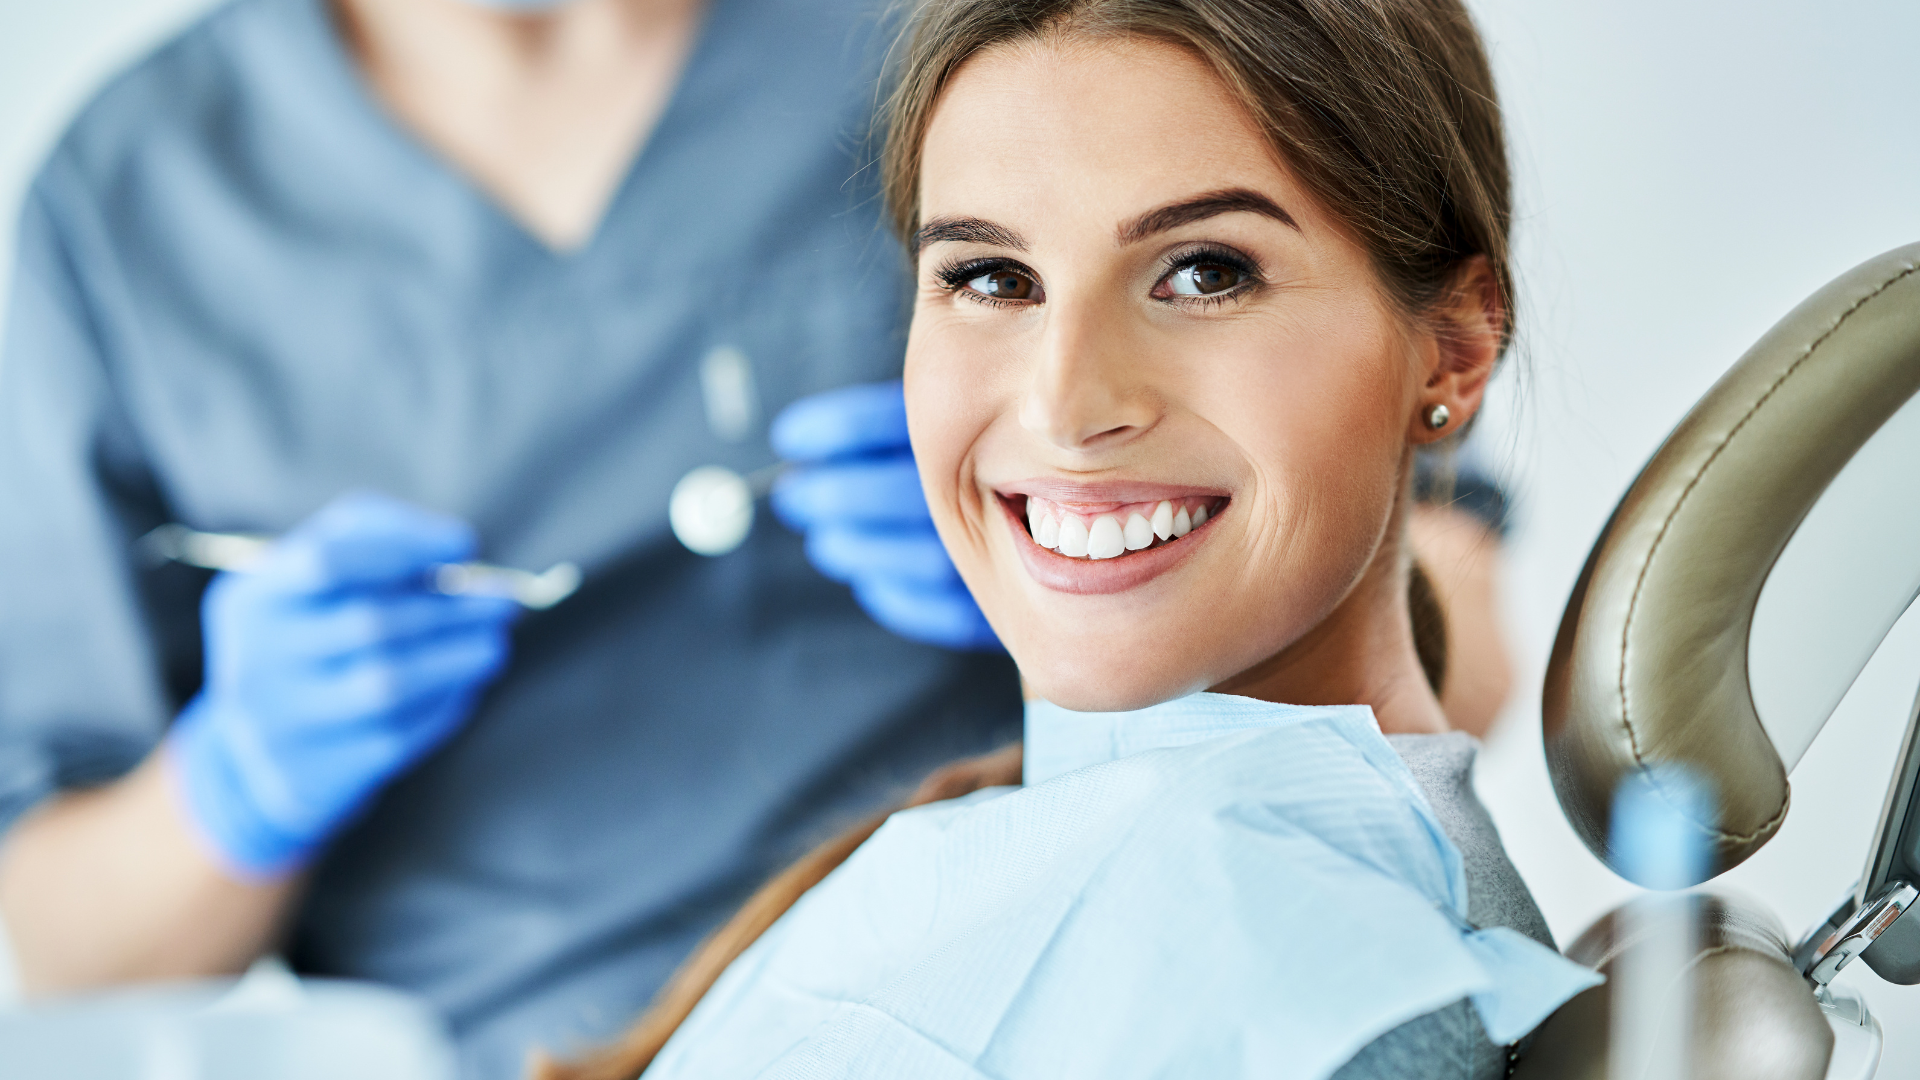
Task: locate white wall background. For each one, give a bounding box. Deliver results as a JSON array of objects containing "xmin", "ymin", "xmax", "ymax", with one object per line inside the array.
[{"xmin": 2, "ymin": 0, "xmax": 1917, "ymax": 1070}]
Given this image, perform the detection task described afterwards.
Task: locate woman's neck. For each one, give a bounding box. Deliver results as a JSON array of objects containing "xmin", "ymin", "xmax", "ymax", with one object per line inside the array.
[
  {"xmin": 332, "ymin": 0, "xmax": 704, "ymax": 250},
  {"xmin": 1209, "ymin": 504, "xmax": 1449, "ymax": 736}
]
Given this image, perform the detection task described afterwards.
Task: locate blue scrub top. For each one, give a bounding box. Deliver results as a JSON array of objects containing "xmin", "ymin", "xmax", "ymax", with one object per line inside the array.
[{"xmin": 0, "ymin": 0, "xmax": 1021, "ymax": 1073}]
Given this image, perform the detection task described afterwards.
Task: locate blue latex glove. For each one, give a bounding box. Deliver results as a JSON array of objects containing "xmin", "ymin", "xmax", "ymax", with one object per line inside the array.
[
  {"xmin": 167, "ymin": 491, "xmax": 520, "ymax": 876},
  {"xmin": 770, "ymin": 381, "xmax": 1000, "ymax": 651}
]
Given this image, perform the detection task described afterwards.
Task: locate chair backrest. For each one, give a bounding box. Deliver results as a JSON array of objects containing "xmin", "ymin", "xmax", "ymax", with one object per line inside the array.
[{"xmin": 1543, "ymin": 243, "xmax": 1920, "ymax": 883}]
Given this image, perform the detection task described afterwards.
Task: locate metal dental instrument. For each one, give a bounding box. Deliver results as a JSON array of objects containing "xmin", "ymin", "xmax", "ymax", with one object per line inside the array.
[
  {"xmin": 140, "ymin": 523, "xmax": 583, "ymax": 610},
  {"xmin": 669, "ymin": 462, "xmax": 787, "ymax": 557}
]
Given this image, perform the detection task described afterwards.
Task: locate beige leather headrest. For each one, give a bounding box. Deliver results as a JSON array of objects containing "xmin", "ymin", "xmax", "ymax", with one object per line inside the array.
[{"xmin": 1544, "ymin": 243, "xmax": 1920, "ymax": 884}]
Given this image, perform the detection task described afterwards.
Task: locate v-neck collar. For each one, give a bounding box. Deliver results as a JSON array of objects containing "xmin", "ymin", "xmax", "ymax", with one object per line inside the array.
[{"xmin": 292, "ymin": 0, "xmax": 730, "ymax": 260}]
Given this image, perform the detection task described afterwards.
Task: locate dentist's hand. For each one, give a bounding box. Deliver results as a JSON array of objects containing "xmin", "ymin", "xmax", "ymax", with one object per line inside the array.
[
  {"xmin": 166, "ymin": 492, "xmax": 519, "ymax": 876},
  {"xmin": 770, "ymin": 381, "xmax": 1000, "ymax": 651}
]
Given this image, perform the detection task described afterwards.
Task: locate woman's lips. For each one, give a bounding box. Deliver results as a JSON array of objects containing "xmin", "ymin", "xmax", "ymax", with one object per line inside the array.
[{"xmin": 996, "ymin": 488, "xmax": 1226, "ymax": 595}]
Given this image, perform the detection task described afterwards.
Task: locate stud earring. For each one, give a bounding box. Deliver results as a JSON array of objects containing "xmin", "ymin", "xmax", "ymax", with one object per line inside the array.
[{"xmin": 1425, "ymin": 403, "xmax": 1451, "ymax": 431}]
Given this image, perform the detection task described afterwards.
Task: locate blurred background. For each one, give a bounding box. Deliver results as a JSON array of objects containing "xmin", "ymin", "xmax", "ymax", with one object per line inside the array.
[{"xmin": 2, "ymin": 0, "xmax": 1917, "ymax": 1073}]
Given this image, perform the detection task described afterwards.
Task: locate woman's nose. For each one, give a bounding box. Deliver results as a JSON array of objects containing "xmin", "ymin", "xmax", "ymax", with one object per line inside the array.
[{"xmin": 1018, "ymin": 302, "xmax": 1160, "ymax": 452}]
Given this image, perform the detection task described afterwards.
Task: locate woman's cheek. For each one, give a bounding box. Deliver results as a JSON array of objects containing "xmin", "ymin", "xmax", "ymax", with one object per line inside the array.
[{"xmin": 904, "ymin": 334, "xmax": 982, "ymax": 538}]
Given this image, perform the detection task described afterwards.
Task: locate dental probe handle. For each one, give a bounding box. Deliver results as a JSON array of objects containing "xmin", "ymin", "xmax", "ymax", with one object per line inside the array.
[
  {"xmin": 744, "ymin": 461, "xmax": 789, "ymax": 497},
  {"xmin": 139, "ymin": 524, "xmax": 582, "ymax": 610},
  {"xmin": 141, "ymin": 523, "xmax": 273, "ymax": 571}
]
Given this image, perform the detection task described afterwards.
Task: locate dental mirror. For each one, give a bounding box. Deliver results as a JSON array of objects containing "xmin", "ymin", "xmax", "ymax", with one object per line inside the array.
[{"xmin": 668, "ymin": 463, "xmax": 785, "ymax": 557}]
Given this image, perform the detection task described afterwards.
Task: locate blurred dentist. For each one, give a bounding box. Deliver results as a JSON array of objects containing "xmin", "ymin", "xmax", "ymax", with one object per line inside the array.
[{"xmin": 0, "ymin": 0, "xmax": 1016, "ymax": 1074}]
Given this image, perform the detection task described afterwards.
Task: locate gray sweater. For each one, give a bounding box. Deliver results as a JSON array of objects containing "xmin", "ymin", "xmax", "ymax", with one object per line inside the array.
[{"xmin": 1332, "ymin": 733, "xmax": 1556, "ymax": 1080}]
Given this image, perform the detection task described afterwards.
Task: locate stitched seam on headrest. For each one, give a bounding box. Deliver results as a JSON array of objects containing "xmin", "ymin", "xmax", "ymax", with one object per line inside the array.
[
  {"xmin": 1682, "ymin": 941, "xmax": 1793, "ymax": 974},
  {"xmin": 1617, "ymin": 258, "xmax": 1920, "ymax": 845},
  {"xmin": 1597, "ymin": 938, "xmax": 1791, "ymax": 974}
]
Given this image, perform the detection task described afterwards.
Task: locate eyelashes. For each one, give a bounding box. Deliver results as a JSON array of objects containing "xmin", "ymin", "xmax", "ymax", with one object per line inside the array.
[
  {"xmin": 931, "ymin": 244, "xmax": 1266, "ymax": 309},
  {"xmin": 933, "ymin": 257, "xmax": 1027, "ymax": 292},
  {"xmin": 931, "ymin": 257, "xmax": 1044, "ymax": 309},
  {"xmin": 933, "ymin": 257, "xmax": 997, "ymax": 290},
  {"xmin": 1158, "ymin": 244, "xmax": 1262, "ymax": 283},
  {"xmin": 1156, "ymin": 245, "xmax": 1263, "ymax": 307}
]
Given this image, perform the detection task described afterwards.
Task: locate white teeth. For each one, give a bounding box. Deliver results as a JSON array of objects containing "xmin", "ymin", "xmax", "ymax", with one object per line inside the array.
[
  {"xmin": 1087, "ymin": 515, "xmax": 1125, "ymax": 559},
  {"xmin": 1056, "ymin": 515, "xmax": 1090, "ymax": 557},
  {"xmin": 1151, "ymin": 501, "xmax": 1174, "ymax": 541},
  {"xmin": 1027, "ymin": 496, "xmax": 1219, "ymax": 559}
]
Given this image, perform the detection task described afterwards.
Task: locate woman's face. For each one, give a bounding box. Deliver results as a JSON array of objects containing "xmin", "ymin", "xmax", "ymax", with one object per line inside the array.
[{"xmin": 907, "ymin": 37, "xmax": 1449, "ymax": 711}]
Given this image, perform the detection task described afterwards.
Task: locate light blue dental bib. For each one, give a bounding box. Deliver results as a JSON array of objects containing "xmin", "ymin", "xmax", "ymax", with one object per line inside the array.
[{"xmin": 646, "ymin": 693, "xmax": 1598, "ymax": 1079}]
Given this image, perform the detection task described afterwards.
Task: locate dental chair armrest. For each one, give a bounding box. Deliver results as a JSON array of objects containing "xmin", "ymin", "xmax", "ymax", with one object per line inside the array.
[{"xmin": 1512, "ymin": 893, "xmax": 1833, "ymax": 1080}]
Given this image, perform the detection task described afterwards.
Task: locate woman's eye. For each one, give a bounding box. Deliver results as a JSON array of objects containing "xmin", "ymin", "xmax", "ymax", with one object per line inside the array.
[
  {"xmin": 1166, "ymin": 262, "xmax": 1247, "ymax": 296},
  {"xmin": 964, "ymin": 269, "xmax": 1038, "ymax": 301}
]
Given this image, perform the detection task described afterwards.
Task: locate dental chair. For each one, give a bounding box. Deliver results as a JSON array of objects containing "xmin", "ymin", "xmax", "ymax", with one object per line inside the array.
[{"xmin": 1515, "ymin": 242, "xmax": 1920, "ymax": 1079}]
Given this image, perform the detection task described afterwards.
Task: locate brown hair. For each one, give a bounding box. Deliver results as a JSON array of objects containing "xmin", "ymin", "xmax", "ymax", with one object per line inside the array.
[{"xmin": 535, "ymin": 3, "xmax": 1505, "ymax": 1076}]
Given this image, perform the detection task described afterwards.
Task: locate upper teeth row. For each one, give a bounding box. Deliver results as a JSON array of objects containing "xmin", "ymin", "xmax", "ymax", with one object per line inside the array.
[{"xmin": 1027, "ymin": 499, "xmax": 1210, "ymax": 560}]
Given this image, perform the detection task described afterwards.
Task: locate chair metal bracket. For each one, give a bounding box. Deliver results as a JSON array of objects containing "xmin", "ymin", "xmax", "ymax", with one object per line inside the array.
[{"xmin": 1798, "ymin": 879, "xmax": 1918, "ymax": 987}]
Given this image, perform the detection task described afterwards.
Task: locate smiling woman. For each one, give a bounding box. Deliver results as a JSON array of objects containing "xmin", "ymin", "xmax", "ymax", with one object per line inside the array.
[
  {"xmin": 905, "ymin": 30, "xmax": 1500, "ymax": 717},
  {"xmin": 538, "ymin": 3, "xmax": 1587, "ymax": 1079}
]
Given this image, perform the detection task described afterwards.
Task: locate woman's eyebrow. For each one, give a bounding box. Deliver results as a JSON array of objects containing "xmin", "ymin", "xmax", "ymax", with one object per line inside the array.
[
  {"xmin": 913, "ymin": 216, "xmax": 1027, "ymax": 252},
  {"xmin": 1116, "ymin": 188, "xmax": 1300, "ymax": 244}
]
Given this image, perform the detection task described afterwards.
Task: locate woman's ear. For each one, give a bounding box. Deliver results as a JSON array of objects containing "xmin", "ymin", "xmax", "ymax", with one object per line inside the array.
[{"xmin": 1409, "ymin": 256, "xmax": 1503, "ymax": 445}]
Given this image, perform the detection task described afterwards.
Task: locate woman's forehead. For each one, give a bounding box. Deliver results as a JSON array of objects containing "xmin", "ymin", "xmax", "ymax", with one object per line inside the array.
[{"xmin": 918, "ymin": 37, "xmax": 1309, "ymax": 238}]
